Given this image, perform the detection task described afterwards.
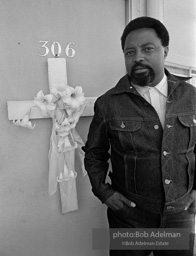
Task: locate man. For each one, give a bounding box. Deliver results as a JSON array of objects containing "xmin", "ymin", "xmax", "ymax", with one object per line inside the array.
[{"xmin": 83, "ymin": 16, "xmax": 196, "ymax": 255}]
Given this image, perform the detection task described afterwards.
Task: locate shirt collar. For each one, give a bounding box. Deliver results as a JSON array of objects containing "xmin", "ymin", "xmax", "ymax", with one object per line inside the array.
[
  {"xmin": 110, "ymin": 69, "xmax": 179, "ymax": 96},
  {"xmin": 133, "ymin": 74, "xmax": 168, "ymax": 97},
  {"xmin": 156, "ymin": 74, "xmax": 167, "ymax": 97}
]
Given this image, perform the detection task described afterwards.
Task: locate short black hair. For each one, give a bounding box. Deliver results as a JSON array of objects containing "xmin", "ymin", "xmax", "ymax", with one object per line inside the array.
[{"xmin": 121, "ymin": 16, "xmax": 169, "ymax": 51}]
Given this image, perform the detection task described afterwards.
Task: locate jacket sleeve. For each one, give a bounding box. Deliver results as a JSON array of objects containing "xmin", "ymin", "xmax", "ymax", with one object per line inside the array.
[{"xmin": 82, "ymin": 99, "xmax": 115, "ymax": 203}]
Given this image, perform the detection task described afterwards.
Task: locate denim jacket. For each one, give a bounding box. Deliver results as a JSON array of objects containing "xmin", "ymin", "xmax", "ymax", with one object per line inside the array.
[{"xmin": 83, "ymin": 69, "xmax": 196, "ymax": 214}]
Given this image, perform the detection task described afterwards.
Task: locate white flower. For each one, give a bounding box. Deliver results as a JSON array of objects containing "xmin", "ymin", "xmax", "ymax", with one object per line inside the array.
[
  {"xmin": 71, "ymin": 105, "xmax": 86, "ymax": 123},
  {"xmin": 51, "ymin": 84, "xmax": 85, "ymax": 110},
  {"xmin": 63, "ymin": 86, "xmax": 85, "ymax": 110},
  {"xmin": 13, "ymin": 112, "xmax": 35, "ymax": 129},
  {"xmin": 34, "ymin": 90, "xmax": 56, "ymax": 116}
]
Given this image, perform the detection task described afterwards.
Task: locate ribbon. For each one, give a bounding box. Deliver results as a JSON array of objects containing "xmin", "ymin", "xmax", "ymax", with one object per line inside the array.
[{"xmin": 48, "ymin": 125, "xmax": 86, "ymax": 213}]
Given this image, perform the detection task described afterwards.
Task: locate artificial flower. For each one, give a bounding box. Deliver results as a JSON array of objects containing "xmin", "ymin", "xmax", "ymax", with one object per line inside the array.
[
  {"xmin": 13, "ymin": 85, "xmax": 86, "ymax": 148},
  {"xmin": 62, "ymin": 86, "xmax": 85, "ymax": 110},
  {"xmin": 34, "ymin": 90, "xmax": 56, "ymax": 116},
  {"xmin": 71, "ymin": 105, "xmax": 86, "ymax": 124},
  {"xmin": 55, "ymin": 107, "xmax": 68, "ymax": 125},
  {"xmin": 51, "ymin": 84, "xmax": 85, "ymax": 110},
  {"xmin": 13, "ymin": 112, "xmax": 35, "ymax": 129}
]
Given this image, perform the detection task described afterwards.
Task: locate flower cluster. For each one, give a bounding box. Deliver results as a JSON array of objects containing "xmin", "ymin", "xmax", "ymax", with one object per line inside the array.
[
  {"xmin": 13, "ymin": 83, "xmax": 86, "ymax": 182},
  {"xmin": 13, "ymin": 84, "xmax": 86, "ymax": 139}
]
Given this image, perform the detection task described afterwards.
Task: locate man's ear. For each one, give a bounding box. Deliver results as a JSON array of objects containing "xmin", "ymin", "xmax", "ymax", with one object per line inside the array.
[{"xmin": 164, "ymin": 46, "xmax": 169, "ymax": 58}]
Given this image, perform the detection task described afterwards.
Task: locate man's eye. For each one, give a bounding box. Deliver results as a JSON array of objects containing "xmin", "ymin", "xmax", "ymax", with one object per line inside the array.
[
  {"xmin": 125, "ymin": 51, "xmax": 134, "ymax": 56},
  {"xmin": 144, "ymin": 47, "xmax": 154, "ymax": 52}
]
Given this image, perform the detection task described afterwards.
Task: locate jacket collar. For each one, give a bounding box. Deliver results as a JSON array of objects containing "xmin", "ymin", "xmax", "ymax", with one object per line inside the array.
[{"xmin": 111, "ymin": 68, "xmax": 191, "ymax": 96}]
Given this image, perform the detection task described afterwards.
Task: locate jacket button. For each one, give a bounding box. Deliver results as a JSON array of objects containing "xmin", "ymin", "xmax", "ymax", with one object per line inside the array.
[
  {"xmin": 165, "ymin": 179, "xmax": 172, "ymax": 184},
  {"xmin": 163, "ymin": 151, "xmax": 170, "ymax": 156},
  {"xmin": 154, "ymin": 125, "xmax": 159, "ymax": 130},
  {"xmin": 167, "ymin": 206, "xmax": 175, "ymax": 212},
  {"xmin": 120, "ymin": 122, "xmax": 125, "ymax": 128}
]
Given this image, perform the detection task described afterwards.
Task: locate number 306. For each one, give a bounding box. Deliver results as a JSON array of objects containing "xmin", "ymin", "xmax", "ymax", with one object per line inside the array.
[{"xmin": 39, "ymin": 41, "xmax": 76, "ymax": 58}]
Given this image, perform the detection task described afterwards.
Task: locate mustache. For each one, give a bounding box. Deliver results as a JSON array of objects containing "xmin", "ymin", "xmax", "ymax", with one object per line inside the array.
[{"xmin": 132, "ymin": 63, "xmax": 151, "ymax": 71}]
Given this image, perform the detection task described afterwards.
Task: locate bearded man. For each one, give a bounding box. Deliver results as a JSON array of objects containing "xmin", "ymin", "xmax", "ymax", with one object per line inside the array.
[{"xmin": 83, "ymin": 17, "xmax": 196, "ymax": 256}]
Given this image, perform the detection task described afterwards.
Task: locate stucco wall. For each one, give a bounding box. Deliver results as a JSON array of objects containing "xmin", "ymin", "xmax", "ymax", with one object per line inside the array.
[{"xmin": 0, "ymin": 1, "xmax": 125, "ymax": 256}]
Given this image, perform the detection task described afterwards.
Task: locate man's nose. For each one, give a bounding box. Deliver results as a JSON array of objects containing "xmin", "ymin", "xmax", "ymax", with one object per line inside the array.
[{"xmin": 133, "ymin": 51, "xmax": 144, "ymax": 62}]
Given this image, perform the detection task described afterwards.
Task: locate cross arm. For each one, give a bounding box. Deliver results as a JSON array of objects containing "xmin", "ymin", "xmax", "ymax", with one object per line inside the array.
[{"xmin": 7, "ymin": 97, "xmax": 96, "ymax": 120}]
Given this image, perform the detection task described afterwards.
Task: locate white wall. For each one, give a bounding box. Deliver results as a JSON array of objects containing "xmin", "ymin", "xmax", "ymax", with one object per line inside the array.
[
  {"xmin": 163, "ymin": 0, "xmax": 196, "ymax": 68},
  {"xmin": 0, "ymin": 1, "xmax": 125, "ymax": 256}
]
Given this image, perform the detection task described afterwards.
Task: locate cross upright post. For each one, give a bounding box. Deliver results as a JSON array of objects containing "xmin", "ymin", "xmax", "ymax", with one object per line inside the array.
[{"xmin": 7, "ymin": 58, "xmax": 96, "ymax": 213}]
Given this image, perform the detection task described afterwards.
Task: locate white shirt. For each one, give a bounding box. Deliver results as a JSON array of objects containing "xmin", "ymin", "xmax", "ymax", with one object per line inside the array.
[{"xmin": 133, "ymin": 74, "xmax": 168, "ymax": 128}]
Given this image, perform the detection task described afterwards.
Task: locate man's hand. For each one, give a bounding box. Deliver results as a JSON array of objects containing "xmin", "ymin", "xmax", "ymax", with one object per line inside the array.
[
  {"xmin": 185, "ymin": 190, "xmax": 196, "ymax": 213},
  {"xmin": 105, "ymin": 191, "xmax": 136, "ymax": 211}
]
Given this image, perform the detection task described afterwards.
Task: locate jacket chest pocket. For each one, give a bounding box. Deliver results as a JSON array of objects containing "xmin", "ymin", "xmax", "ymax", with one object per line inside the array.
[
  {"xmin": 109, "ymin": 120, "xmax": 149, "ymax": 154},
  {"xmin": 178, "ymin": 115, "xmax": 196, "ymax": 151}
]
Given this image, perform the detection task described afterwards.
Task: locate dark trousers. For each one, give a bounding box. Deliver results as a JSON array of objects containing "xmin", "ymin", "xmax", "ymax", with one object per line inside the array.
[{"xmin": 107, "ymin": 205, "xmax": 195, "ymax": 256}]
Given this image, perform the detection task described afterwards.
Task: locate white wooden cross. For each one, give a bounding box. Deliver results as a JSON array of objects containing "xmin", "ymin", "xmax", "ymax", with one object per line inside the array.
[
  {"xmin": 7, "ymin": 59, "xmax": 96, "ymax": 120},
  {"xmin": 7, "ymin": 58, "xmax": 96, "ymax": 214}
]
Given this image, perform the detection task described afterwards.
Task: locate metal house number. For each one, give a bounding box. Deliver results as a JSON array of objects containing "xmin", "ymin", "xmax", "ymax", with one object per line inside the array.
[{"xmin": 39, "ymin": 41, "xmax": 76, "ymax": 57}]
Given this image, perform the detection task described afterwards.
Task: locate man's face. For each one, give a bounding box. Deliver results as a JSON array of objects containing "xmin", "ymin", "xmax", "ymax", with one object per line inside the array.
[{"xmin": 124, "ymin": 28, "xmax": 169, "ymax": 87}]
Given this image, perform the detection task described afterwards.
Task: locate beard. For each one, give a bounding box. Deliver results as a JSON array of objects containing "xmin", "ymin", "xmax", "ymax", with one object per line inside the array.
[{"xmin": 129, "ymin": 64, "xmax": 155, "ymax": 87}]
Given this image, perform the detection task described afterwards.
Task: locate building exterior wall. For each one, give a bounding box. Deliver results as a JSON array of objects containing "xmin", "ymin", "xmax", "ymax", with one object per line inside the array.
[{"xmin": 0, "ymin": 1, "xmax": 125, "ymax": 256}]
